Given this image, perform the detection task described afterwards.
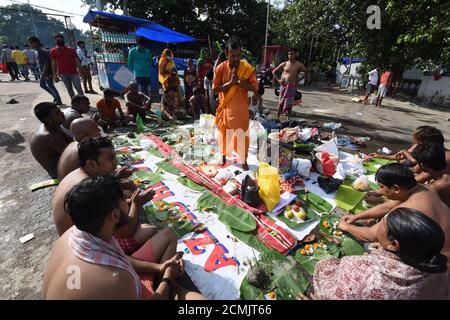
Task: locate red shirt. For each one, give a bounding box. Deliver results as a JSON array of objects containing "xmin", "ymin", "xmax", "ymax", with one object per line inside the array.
[
  {"xmin": 380, "ymin": 71, "xmax": 392, "ymax": 86},
  {"xmin": 50, "ymin": 46, "xmax": 78, "ymax": 75}
]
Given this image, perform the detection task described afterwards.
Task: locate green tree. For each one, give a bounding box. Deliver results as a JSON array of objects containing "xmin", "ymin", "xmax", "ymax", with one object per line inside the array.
[
  {"xmin": 0, "ymin": 3, "xmax": 90, "ymax": 49},
  {"xmin": 82, "ymin": 0, "xmax": 269, "ymax": 56}
]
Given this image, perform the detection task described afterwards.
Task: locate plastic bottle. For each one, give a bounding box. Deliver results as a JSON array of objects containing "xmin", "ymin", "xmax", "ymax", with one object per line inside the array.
[{"xmin": 155, "ymin": 104, "xmax": 162, "ymax": 124}]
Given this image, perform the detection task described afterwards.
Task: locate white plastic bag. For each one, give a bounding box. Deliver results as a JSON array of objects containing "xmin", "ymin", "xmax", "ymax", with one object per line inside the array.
[
  {"xmin": 352, "ymin": 175, "xmax": 370, "ymax": 191},
  {"xmin": 291, "ymin": 158, "xmax": 312, "ymax": 177}
]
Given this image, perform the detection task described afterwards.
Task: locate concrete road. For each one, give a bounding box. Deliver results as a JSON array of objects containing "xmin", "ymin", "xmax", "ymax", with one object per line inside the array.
[{"xmin": 0, "ymin": 72, "xmax": 448, "ymax": 299}]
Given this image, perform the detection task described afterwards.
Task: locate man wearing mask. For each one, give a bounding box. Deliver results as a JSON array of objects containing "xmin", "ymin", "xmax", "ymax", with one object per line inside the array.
[
  {"xmin": 51, "ymin": 34, "xmax": 83, "ymax": 98},
  {"xmin": 76, "ymin": 40, "xmax": 97, "ymax": 94},
  {"xmin": 128, "ymin": 36, "xmax": 153, "ymax": 97}
]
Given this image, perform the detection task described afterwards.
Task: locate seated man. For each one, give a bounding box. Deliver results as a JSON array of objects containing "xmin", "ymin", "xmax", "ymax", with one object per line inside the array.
[
  {"xmin": 370, "ymin": 126, "xmax": 450, "ymax": 183},
  {"xmin": 162, "ymin": 88, "xmax": 186, "ymax": 121},
  {"xmin": 339, "ymin": 163, "xmax": 450, "ymax": 267},
  {"xmin": 52, "ymin": 137, "xmax": 157, "ymax": 255},
  {"xmin": 415, "ymin": 143, "xmax": 450, "ymax": 207},
  {"xmin": 57, "ymin": 118, "xmax": 101, "ymax": 180},
  {"xmin": 188, "ymin": 86, "xmax": 207, "ymax": 120},
  {"xmin": 124, "ymin": 82, "xmax": 152, "ymax": 119},
  {"xmin": 94, "ymin": 89, "xmax": 132, "ymax": 130},
  {"xmin": 62, "ymin": 94, "xmax": 91, "ymax": 131},
  {"xmin": 30, "ymin": 102, "xmax": 73, "ymax": 178},
  {"xmin": 44, "ymin": 175, "xmax": 206, "ymax": 300}
]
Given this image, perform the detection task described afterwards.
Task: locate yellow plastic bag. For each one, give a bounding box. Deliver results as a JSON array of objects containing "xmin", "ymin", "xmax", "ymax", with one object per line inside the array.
[{"xmin": 257, "ymin": 163, "xmax": 281, "ymax": 211}]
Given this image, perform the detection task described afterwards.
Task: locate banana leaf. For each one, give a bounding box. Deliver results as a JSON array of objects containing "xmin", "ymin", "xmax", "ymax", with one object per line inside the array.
[
  {"xmin": 294, "ymin": 245, "xmax": 339, "ymax": 275},
  {"xmin": 197, "ymin": 191, "xmax": 225, "ymax": 214},
  {"xmin": 240, "ymin": 254, "xmax": 310, "ymax": 300},
  {"xmin": 363, "ymin": 158, "xmax": 395, "ymax": 175},
  {"xmin": 156, "ymin": 160, "xmax": 181, "ymax": 175},
  {"xmin": 341, "ymin": 235, "xmax": 365, "ymax": 256},
  {"xmin": 146, "ymin": 147, "xmax": 164, "ymax": 158},
  {"xmin": 297, "ymin": 190, "xmax": 333, "ymax": 215},
  {"xmin": 130, "ymin": 170, "xmax": 163, "ymax": 187},
  {"xmin": 218, "ymin": 205, "xmax": 257, "ymax": 232},
  {"xmin": 177, "ymin": 176, "xmax": 205, "ymax": 192},
  {"xmin": 335, "ymin": 179, "xmax": 367, "ymax": 211},
  {"xmin": 144, "ymin": 205, "xmax": 194, "ymax": 239}
]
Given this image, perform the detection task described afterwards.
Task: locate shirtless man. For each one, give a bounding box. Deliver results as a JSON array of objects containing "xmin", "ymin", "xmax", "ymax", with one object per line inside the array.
[
  {"xmin": 52, "ymin": 136, "xmax": 160, "ymax": 255},
  {"xmin": 30, "ymin": 102, "xmax": 73, "ymax": 178},
  {"xmin": 415, "ymin": 143, "xmax": 450, "ymax": 207},
  {"xmin": 57, "ymin": 118, "xmax": 101, "ymax": 180},
  {"xmin": 44, "ymin": 175, "xmax": 206, "ymax": 300},
  {"xmin": 62, "ymin": 94, "xmax": 91, "ymax": 131},
  {"xmin": 272, "ymin": 48, "xmax": 307, "ymax": 120},
  {"xmin": 124, "ymin": 82, "xmax": 152, "ymax": 119},
  {"xmin": 370, "ymin": 126, "xmax": 450, "ymax": 183},
  {"xmin": 339, "ymin": 163, "xmax": 450, "ymax": 267}
]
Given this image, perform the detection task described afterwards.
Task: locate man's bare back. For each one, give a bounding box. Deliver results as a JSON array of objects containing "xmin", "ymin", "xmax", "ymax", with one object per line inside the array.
[
  {"xmin": 57, "ymin": 142, "xmax": 79, "ymax": 180},
  {"xmin": 430, "ymin": 173, "xmax": 450, "ymax": 207},
  {"xmin": 43, "ymin": 229, "xmax": 137, "ymax": 299},
  {"xmin": 391, "ymin": 185, "xmax": 450, "ymax": 265},
  {"xmin": 30, "ymin": 125, "xmax": 73, "ymax": 177},
  {"xmin": 52, "ymin": 168, "xmax": 89, "ymax": 235}
]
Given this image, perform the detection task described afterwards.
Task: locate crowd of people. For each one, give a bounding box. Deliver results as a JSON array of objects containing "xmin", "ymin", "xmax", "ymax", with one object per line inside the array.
[{"xmin": 15, "ymin": 31, "xmax": 448, "ymax": 300}]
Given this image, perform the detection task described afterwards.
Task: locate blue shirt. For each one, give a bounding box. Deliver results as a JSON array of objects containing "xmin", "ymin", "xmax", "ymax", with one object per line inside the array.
[{"xmin": 128, "ymin": 47, "xmax": 152, "ymax": 78}]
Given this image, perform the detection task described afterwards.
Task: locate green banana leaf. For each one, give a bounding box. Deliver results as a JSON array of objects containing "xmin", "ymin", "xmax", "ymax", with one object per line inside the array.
[
  {"xmin": 297, "ymin": 190, "xmax": 333, "ymax": 215},
  {"xmin": 240, "ymin": 254, "xmax": 310, "ymax": 300},
  {"xmin": 146, "ymin": 147, "xmax": 164, "ymax": 158},
  {"xmin": 294, "ymin": 245, "xmax": 339, "ymax": 275},
  {"xmin": 218, "ymin": 205, "xmax": 257, "ymax": 232},
  {"xmin": 341, "ymin": 235, "xmax": 365, "ymax": 256},
  {"xmin": 197, "ymin": 191, "xmax": 226, "ymax": 214},
  {"xmin": 335, "ymin": 179, "xmax": 367, "ymax": 211},
  {"xmin": 130, "ymin": 170, "xmax": 163, "ymax": 187},
  {"xmin": 363, "ymin": 158, "xmax": 395, "ymax": 175},
  {"xmin": 136, "ymin": 114, "xmax": 145, "ymax": 133},
  {"xmin": 144, "ymin": 205, "xmax": 194, "ymax": 239},
  {"xmin": 177, "ymin": 176, "xmax": 205, "ymax": 192},
  {"xmin": 155, "ymin": 160, "xmax": 181, "ymax": 175}
]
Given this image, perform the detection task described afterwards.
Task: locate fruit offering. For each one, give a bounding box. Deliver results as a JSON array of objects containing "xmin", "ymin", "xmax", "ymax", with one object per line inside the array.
[
  {"xmin": 298, "ymin": 241, "xmax": 328, "ymax": 256},
  {"xmin": 284, "ymin": 201, "xmax": 307, "ymax": 221}
]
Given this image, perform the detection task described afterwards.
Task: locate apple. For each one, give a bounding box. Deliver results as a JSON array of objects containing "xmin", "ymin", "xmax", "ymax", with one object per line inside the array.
[
  {"xmin": 284, "ymin": 210, "xmax": 294, "ymax": 219},
  {"xmin": 292, "ymin": 204, "xmax": 301, "ymax": 212}
]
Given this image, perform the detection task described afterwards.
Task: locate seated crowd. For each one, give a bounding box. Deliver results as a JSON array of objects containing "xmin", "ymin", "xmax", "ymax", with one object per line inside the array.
[{"xmin": 28, "ymin": 58, "xmax": 448, "ymax": 300}]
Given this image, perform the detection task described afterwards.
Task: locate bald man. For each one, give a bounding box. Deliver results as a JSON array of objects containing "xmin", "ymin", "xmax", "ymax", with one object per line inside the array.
[{"xmin": 57, "ymin": 118, "xmax": 101, "ymax": 180}]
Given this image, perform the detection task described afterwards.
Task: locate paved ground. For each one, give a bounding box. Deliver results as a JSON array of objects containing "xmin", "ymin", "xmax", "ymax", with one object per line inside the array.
[{"xmin": 0, "ymin": 72, "xmax": 449, "ymax": 299}]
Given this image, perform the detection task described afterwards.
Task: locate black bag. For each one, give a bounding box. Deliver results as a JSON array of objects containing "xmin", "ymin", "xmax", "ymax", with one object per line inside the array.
[
  {"xmin": 241, "ymin": 175, "xmax": 262, "ymax": 208},
  {"xmin": 317, "ymin": 176, "xmax": 343, "ymax": 194}
]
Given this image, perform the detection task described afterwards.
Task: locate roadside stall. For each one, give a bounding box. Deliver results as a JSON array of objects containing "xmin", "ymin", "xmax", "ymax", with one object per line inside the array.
[{"xmin": 83, "ymin": 10, "xmax": 196, "ymax": 92}]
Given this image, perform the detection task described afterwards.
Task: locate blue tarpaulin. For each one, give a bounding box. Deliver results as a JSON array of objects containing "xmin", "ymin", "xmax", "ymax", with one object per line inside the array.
[
  {"xmin": 340, "ymin": 57, "xmax": 362, "ymax": 65},
  {"xmin": 83, "ymin": 10, "xmax": 196, "ymax": 43}
]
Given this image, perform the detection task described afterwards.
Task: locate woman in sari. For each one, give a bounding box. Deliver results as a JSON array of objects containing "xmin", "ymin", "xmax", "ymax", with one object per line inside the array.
[
  {"xmin": 158, "ymin": 49, "xmax": 182, "ymax": 108},
  {"xmin": 309, "ymin": 208, "xmax": 448, "ymax": 300},
  {"xmin": 197, "ymin": 48, "xmax": 213, "ymax": 95}
]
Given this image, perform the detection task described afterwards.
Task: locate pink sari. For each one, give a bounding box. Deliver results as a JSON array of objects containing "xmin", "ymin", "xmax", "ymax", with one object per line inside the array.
[{"xmin": 313, "ymin": 244, "xmax": 449, "ymax": 300}]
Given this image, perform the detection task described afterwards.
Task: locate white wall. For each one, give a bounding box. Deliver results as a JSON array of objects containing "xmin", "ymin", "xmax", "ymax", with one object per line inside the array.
[
  {"xmin": 402, "ymin": 67, "xmax": 423, "ymax": 80},
  {"xmin": 417, "ymin": 76, "xmax": 450, "ymax": 106}
]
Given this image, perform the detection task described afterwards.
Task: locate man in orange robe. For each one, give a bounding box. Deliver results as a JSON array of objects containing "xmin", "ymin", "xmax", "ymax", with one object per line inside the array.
[{"xmin": 213, "ymin": 37, "xmax": 258, "ymax": 170}]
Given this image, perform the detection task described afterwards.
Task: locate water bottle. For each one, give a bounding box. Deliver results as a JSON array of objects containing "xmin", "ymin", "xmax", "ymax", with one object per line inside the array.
[{"xmin": 155, "ymin": 104, "xmax": 162, "ymax": 124}]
